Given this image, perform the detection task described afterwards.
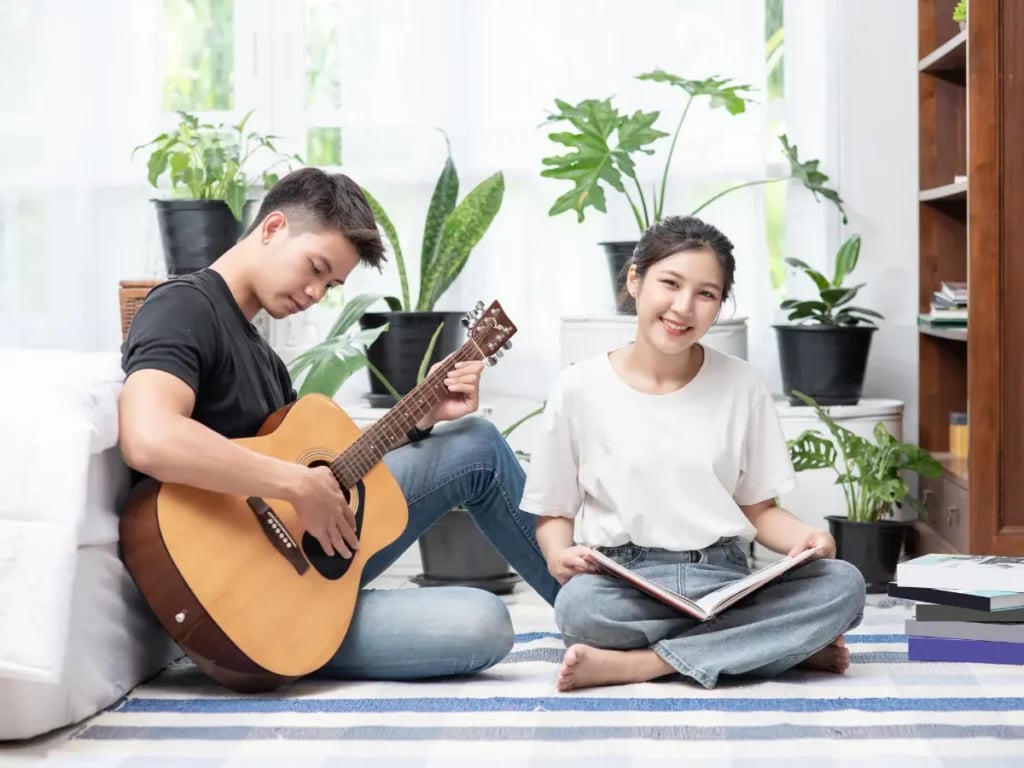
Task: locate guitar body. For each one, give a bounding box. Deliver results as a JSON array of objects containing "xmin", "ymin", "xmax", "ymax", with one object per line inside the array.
[{"xmin": 119, "ymin": 394, "xmax": 408, "ymax": 692}]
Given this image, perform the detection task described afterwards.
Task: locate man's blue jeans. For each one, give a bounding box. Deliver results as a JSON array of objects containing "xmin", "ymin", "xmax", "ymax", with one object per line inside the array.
[{"xmin": 313, "ymin": 417, "xmax": 560, "ymax": 681}]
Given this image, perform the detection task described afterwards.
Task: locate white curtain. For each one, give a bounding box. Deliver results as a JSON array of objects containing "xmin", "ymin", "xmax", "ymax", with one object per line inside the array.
[
  {"xmin": 0, "ymin": 0, "xmax": 165, "ymax": 351},
  {"xmin": 1, "ymin": 0, "xmax": 779, "ymax": 402},
  {"xmin": 332, "ymin": 0, "xmax": 770, "ymax": 399}
]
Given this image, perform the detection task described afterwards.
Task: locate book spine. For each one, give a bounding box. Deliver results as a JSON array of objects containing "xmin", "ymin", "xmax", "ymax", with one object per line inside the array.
[{"xmin": 907, "ymin": 636, "xmax": 1024, "ymax": 665}]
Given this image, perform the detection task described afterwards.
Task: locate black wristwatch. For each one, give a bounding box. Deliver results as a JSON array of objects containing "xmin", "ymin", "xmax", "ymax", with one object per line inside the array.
[{"xmin": 406, "ymin": 424, "xmax": 434, "ymax": 443}]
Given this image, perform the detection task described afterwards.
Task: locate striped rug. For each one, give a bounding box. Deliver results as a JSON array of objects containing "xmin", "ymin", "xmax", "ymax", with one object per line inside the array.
[{"xmin": 61, "ymin": 595, "xmax": 1024, "ymax": 767}]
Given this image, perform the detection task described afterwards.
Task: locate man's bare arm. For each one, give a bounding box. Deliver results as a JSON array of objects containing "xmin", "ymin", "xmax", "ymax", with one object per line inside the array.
[{"xmin": 118, "ymin": 369, "xmax": 303, "ymax": 500}]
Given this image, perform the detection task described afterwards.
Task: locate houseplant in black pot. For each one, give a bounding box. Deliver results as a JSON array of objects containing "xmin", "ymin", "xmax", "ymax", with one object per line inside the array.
[
  {"xmin": 786, "ymin": 389, "xmax": 942, "ymax": 591},
  {"xmin": 539, "ymin": 70, "xmax": 846, "ymax": 312},
  {"xmin": 775, "ymin": 234, "xmax": 883, "ymax": 405},
  {"xmin": 133, "ymin": 109, "xmax": 301, "ymax": 276},
  {"xmin": 357, "ymin": 132, "xmax": 505, "ymax": 405}
]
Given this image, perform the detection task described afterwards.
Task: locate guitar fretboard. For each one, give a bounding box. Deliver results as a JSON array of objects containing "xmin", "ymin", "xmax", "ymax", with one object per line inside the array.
[{"xmin": 329, "ymin": 342, "xmax": 483, "ymax": 486}]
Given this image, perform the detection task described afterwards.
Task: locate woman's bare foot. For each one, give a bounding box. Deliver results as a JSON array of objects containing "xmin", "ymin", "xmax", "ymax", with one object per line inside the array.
[
  {"xmin": 556, "ymin": 645, "xmax": 674, "ymax": 691},
  {"xmin": 796, "ymin": 636, "xmax": 850, "ymax": 674}
]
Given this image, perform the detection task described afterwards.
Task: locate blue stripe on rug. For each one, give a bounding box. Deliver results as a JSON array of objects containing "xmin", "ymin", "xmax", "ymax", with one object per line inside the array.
[
  {"xmin": 514, "ymin": 633, "xmax": 907, "ymax": 644},
  {"xmin": 504, "ymin": 649, "xmax": 907, "ymax": 664},
  {"xmin": 114, "ymin": 696, "xmax": 1024, "ymax": 714},
  {"xmin": 76, "ymin": 724, "xmax": 1024, "ymax": 741}
]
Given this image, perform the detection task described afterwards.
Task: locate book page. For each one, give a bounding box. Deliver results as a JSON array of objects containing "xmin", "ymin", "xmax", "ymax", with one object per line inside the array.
[
  {"xmin": 584, "ymin": 550, "xmax": 710, "ymax": 620},
  {"xmin": 695, "ymin": 547, "xmax": 820, "ymax": 615}
]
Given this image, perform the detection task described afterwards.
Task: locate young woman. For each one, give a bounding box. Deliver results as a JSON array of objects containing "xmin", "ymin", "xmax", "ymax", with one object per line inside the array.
[{"xmin": 521, "ymin": 215, "xmax": 866, "ymax": 692}]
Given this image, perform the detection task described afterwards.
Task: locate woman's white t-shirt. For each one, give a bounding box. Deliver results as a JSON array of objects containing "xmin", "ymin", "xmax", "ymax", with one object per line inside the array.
[{"xmin": 520, "ymin": 346, "xmax": 797, "ymax": 551}]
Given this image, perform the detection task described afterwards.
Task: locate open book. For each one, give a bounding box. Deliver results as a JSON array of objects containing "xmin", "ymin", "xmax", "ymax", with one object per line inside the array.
[{"xmin": 584, "ymin": 546, "xmax": 821, "ymax": 621}]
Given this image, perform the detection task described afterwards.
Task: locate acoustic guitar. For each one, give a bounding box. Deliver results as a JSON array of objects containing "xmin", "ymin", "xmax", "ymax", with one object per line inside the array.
[{"xmin": 119, "ymin": 300, "xmax": 517, "ymax": 693}]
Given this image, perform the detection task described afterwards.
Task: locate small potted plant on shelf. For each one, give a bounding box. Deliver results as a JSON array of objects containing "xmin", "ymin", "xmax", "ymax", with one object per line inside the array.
[
  {"xmin": 133, "ymin": 110, "xmax": 302, "ymax": 276},
  {"xmin": 786, "ymin": 389, "xmax": 943, "ymax": 591},
  {"xmin": 539, "ymin": 70, "xmax": 846, "ymax": 311},
  {"xmin": 357, "ymin": 131, "xmax": 505, "ymax": 404},
  {"xmin": 953, "ymin": 0, "xmax": 967, "ymax": 31},
  {"xmin": 775, "ymin": 234, "xmax": 883, "ymax": 405}
]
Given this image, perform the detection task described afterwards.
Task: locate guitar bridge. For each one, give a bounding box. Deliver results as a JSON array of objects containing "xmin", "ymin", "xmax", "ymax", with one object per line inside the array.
[{"xmin": 246, "ymin": 496, "xmax": 310, "ymax": 575}]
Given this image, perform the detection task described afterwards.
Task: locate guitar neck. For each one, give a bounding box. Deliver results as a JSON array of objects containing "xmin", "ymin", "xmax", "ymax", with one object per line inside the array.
[{"xmin": 330, "ymin": 341, "xmax": 484, "ymax": 486}]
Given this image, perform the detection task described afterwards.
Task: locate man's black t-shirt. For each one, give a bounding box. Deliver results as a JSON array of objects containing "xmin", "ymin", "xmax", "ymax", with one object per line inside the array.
[{"xmin": 121, "ymin": 269, "xmax": 296, "ymax": 441}]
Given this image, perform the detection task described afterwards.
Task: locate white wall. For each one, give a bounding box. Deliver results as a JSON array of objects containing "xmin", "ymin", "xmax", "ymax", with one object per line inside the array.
[{"xmin": 833, "ymin": 0, "xmax": 919, "ymax": 443}]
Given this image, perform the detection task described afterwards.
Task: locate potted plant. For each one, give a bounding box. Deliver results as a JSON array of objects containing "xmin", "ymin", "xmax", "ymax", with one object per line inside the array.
[
  {"xmin": 133, "ymin": 110, "xmax": 301, "ymax": 276},
  {"xmin": 356, "ymin": 132, "xmax": 505, "ymax": 404},
  {"xmin": 540, "ymin": 70, "xmax": 846, "ymax": 311},
  {"xmin": 775, "ymin": 234, "xmax": 883, "ymax": 405},
  {"xmin": 953, "ymin": 0, "xmax": 967, "ymax": 31},
  {"xmin": 786, "ymin": 389, "xmax": 942, "ymax": 591}
]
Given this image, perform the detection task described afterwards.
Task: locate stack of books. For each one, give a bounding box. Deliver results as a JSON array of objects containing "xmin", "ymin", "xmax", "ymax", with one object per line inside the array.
[
  {"xmin": 919, "ymin": 280, "xmax": 967, "ymax": 325},
  {"xmin": 889, "ymin": 554, "xmax": 1024, "ymax": 664}
]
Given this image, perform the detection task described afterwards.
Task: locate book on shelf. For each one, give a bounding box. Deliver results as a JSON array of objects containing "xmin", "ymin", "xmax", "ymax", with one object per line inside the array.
[
  {"xmin": 938, "ymin": 281, "xmax": 968, "ymax": 304},
  {"xmin": 888, "ymin": 581, "xmax": 1024, "ymax": 611},
  {"xmin": 583, "ymin": 546, "xmax": 819, "ymax": 621},
  {"xmin": 897, "ymin": 554, "xmax": 1024, "ymax": 594},
  {"xmin": 931, "ymin": 291, "xmax": 967, "ymax": 310},
  {"xmin": 919, "ymin": 308, "xmax": 967, "ymax": 324}
]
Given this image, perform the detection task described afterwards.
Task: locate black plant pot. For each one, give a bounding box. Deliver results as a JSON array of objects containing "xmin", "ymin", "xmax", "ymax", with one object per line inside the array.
[
  {"xmin": 411, "ymin": 508, "xmax": 521, "ymax": 594},
  {"xmin": 826, "ymin": 515, "xmax": 910, "ymax": 592},
  {"xmin": 153, "ymin": 199, "xmax": 253, "ymax": 276},
  {"xmin": 599, "ymin": 241, "xmax": 637, "ymax": 314},
  {"xmin": 358, "ymin": 311, "xmax": 466, "ymax": 407},
  {"xmin": 775, "ymin": 325, "xmax": 876, "ymax": 405}
]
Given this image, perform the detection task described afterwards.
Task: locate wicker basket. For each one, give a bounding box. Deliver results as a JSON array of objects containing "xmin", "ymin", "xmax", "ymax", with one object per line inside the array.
[{"xmin": 118, "ymin": 280, "xmax": 163, "ymax": 341}]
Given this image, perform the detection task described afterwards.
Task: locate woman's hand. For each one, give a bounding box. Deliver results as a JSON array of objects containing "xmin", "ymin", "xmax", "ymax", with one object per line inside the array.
[
  {"xmin": 787, "ymin": 529, "xmax": 836, "ymax": 560},
  {"xmin": 548, "ymin": 545, "xmax": 599, "ymax": 584}
]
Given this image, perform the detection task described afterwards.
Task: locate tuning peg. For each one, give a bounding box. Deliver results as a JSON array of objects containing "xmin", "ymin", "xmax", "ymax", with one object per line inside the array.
[
  {"xmin": 486, "ymin": 355, "xmax": 498, "ymax": 366},
  {"xmin": 502, "ymin": 341, "xmax": 512, "ymax": 350},
  {"xmin": 475, "ymin": 300, "xmax": 485, "ymax": 312},
  {"xmin": 460, "ymin": 315, "xmax": 472, "ymax": 328}
]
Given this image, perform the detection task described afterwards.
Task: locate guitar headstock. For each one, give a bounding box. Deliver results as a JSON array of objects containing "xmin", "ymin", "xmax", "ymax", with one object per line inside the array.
[{"xmin": 462, "ymin": 300, "xmax": 516, "ymax": 365}]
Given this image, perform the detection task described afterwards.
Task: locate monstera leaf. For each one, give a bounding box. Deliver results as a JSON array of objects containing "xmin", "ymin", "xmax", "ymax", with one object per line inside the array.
[
  {"xmin": 540, "ymin": 98, "xmax": 667, "ymax": 224},
  {"xmin": 780, "ymin": 134, "xmax": 847, "ymax": 224},
  {"xmin": 635, "ymin": 71, "xmax": 756, "ymax": 115}
]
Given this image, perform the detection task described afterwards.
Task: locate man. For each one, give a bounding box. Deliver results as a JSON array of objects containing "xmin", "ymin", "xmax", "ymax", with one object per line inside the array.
[{"xmin": 119, "ymin": 167, "xmax": 560, "ymax": 680}]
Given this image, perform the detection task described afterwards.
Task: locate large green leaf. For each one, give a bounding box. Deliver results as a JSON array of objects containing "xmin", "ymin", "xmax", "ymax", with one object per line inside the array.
[
  {"xmin": 417, "ymin": 171, "xmax": 505, "ymax": 310},
  {"xmin": 360, "ymin": 187, "xmax": 410, "ymax": 310},
  {"xmin": 785, "ymin": 258, "xmax": 830, "ymax": 292},
  {"xmin": 635, "ymin": 71, "xmax": 756, "ymax": 115},
  {"xmin": 820, "ymin": 284, "xmax": 864, "ymax": 308},
  {"xmin": 779, "ymin": 134, "xmax": 847, "ymax": 224},
  {"xmin": 834, "ymin": 234, "xmax": 861, "ymax": 285},
  {"xmin": 416, "ymin": 322, "xmax": 446, "ymax": 384},
  {"xmin": 289, "ymin": 324, "xmax": 389, "ymax": 398},
  {"xmin": 322, "ymin": 292, "xmax": 385, "ymax": 341},
  {"xmin": 540, "ymin": 98, "xmax": 667, "ymax": 223},
  {"xmin": 787, "ymin": 429, "xmax": 838, "ymax": 472},
  {"xmin": 421, "ymin": 133, "xmax": 459, "ymax": 287}
]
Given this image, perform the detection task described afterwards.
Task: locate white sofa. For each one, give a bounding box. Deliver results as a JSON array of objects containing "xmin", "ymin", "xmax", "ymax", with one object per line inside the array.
[{"xmin": 0, "ymin": 348, "xmax": 179, "ymax": 741}]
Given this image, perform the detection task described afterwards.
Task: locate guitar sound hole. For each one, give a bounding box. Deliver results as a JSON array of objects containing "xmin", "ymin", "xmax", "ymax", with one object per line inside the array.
[{"xmin": 300, "ymin": 465, "xmax": 365, "ymax": 581}]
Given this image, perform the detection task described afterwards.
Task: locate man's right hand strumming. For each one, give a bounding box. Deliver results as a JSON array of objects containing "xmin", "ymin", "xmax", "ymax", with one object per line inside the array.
[{"xmin": 288, "ymin": 465, "xmax": 359, "ymax": 558}]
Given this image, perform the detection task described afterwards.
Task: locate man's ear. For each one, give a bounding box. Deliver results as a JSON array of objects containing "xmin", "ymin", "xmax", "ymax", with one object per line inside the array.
[{"xmin": 260, "ymin": 211, "xmax": 288, "ymax": 243}]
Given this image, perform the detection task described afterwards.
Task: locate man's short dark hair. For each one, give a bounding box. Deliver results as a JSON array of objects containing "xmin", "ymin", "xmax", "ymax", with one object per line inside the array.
[{"xmin": 244, "ymin": 167, "xmax": 386, "ymax": 270}]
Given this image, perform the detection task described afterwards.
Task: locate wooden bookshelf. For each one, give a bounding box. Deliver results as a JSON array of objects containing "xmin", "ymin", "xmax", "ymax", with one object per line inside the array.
[{"xmin": 914, "ymin": 0, "xmax": 1024, "ymax": 557}]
